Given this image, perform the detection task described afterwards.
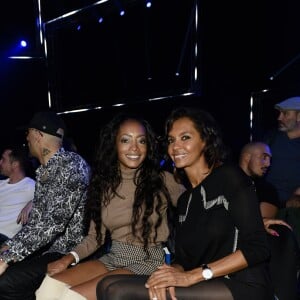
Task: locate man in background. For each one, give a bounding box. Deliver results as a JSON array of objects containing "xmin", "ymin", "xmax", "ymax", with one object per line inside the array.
[
  {"xmin": 0, "ymin": 147, "xmax": 35, "ymax": 244},
  {"xmin": 239, "ymin": 141, "xmax": 299, "ymax": 300},
  {"xmin": 264, "ymin": 96, "xmax": 300, "ymax": 208},
  {"xmin": 239, "ymin": 142, "xmax": 279, "ymax": 219}
]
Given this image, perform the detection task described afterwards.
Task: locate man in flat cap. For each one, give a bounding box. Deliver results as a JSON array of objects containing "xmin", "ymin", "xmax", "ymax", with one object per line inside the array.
[
  {"xmin": 264, "ymin": 96, "xmax": 300, "ymax": 247},
  {"xmin": 0, "ymin": 111, "xmax": 90, "ymax": 300}
]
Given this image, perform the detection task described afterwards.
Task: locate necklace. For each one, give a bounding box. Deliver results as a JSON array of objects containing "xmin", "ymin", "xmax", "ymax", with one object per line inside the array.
[{"xmin": 179, "ymin": 193, "xmax": 192, "ymax": 224}]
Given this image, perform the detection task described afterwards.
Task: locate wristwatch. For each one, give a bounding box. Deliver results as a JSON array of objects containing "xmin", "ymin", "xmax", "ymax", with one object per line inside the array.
[{"xmin": 201, "ymin": 264, "xmax": 213, "ymax": 280}]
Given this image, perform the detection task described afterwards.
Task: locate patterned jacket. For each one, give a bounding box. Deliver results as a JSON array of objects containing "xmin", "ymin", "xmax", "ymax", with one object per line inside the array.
[{"xmin": 1, "ymin": 148, "xmax": 90, "ymax": 263}]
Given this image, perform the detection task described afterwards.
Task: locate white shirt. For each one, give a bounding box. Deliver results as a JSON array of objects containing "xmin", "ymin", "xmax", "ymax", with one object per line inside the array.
[{"xmin": 0, "ymin": 177, "xmax": 35, "ymax": 238}]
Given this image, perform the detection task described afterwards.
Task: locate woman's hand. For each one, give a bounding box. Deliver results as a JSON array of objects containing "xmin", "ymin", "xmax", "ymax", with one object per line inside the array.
[
  {"xmin": 148, "ymin": 286, "xmax": 177, "ymax": 300},
  {"xmin": 145, "ymin": 264, "xmax": 191, "ymax": 300},
  {"xmin": 47, "ymin": 254, "xmax": 74, "ymax": 276},
  {"xmin": 263, "ymin": 218, "xmax": 292, "ymax": 236},
  {"xmin": 148, "ymin": 285, "xmax": 169, "ymax": 300}
]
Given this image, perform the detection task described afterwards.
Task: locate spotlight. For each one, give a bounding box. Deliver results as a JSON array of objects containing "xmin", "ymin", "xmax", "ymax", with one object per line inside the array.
[
  {"xmin": 146, "ymin": 1, "xmax": 152, "ymax": 8},
  {"xmin": 20, "ymin": 40, "xmax": 28, "ymax": 48},
  {"xmin": 98, "ymin": 17, "xmax": 104, "ymax": 23},
  {"xmin": 119, "ymin": 10, "xmax": 125, "ymax": 16}
]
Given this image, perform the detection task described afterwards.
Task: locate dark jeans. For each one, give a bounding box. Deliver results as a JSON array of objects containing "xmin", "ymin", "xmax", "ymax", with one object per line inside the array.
[
  {"xmin": 277, "ymin": 207, "xmax": 300, "ymax": 249},
  {"xmin": 0, "ymin": 252, "xmax": 63, "ymax": 300}
]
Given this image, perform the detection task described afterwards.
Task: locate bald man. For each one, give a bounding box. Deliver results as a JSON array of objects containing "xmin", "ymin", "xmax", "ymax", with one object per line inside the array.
[
  {"xmin": 239, "ymin": 142, "xmax": 280, "ymax": 219},
  {"xmin": 239, "ymin": 141, "xmax": 299, "ymax": 300}
]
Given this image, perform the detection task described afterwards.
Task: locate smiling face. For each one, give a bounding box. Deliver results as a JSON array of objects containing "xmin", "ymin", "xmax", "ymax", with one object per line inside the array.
[
  {"xmin": 167, "ymin": 117, "xmax": 206, "ymax": 171},
  {"xmin": 116, "ymin": 119, "xmax": 147, "ymax": 171}
]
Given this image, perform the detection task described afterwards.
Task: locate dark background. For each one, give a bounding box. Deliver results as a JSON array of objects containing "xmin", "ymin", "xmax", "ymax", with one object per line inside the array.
[{"xmin": 1, "ymin": 0, "xmax": 300, "ymax": 163}]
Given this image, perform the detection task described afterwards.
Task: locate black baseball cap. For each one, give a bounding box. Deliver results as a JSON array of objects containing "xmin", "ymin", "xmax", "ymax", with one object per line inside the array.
[{"xmin": 21, "ymin": 111, "xmax": 66, "ymax": 138}]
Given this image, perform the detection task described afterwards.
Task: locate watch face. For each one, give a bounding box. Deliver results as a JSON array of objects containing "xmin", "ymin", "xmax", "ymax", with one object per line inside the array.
[{"xmin": 202, "ymin": 268, "xmax": 213, "ymax": 279}]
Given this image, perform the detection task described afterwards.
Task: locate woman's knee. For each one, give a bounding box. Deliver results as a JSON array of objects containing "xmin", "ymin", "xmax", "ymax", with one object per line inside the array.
[
  {"xmin": 97, "ymin": 275, "xmax": 148, "ymax": 300},
  {"xmin": 96, "ymin": 276, "xmax": 124, "ymax": 299}
]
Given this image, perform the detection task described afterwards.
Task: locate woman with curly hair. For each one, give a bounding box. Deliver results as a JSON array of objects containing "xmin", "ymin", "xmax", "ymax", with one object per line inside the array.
[{"xmin": 35, "ymin": 113, "xmax": 185, "ymax": 300}]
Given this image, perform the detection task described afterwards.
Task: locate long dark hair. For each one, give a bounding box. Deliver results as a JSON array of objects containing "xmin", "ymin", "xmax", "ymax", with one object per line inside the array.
[
  {"xmin": 165, "ymin": 107, "xmax": 229, "ymax": 185},
  {"xmin": 87, "ymin": 113, "xmax": 171, "ymax": 252}
]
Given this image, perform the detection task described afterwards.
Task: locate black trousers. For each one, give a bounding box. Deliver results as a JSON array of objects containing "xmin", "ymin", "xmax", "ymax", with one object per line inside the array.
[
  {"xmin": 0, "ymin": 252, "xmax": 63, "ymax": 300},
  {"xmin": 268, "ymin": 224, "xmax": 300, "ymax": 300}
]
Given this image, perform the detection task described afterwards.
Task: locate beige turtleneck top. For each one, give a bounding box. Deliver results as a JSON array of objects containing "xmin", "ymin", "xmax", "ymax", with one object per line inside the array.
[{"xmin": 73, "ymin": 169, "xmax": 185, "ymax": 260}]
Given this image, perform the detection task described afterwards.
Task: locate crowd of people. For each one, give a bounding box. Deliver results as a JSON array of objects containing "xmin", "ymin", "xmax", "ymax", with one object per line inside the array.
[{"xmin": 0, "ymin": 96, "xmax": 299, "ymax": 300}]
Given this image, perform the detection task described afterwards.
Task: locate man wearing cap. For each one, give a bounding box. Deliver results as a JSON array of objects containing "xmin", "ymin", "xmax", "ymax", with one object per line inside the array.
[
  {"xmin": 264, "ymin": 96, "xmax": 300, "ymax": 208},
  {"xmin": 264, "ymin": 96, "xmax": 300, "ymax": 251},
  {"xmin": 0, "ymin": 111, "xmax": 90, "ymax": 300}
]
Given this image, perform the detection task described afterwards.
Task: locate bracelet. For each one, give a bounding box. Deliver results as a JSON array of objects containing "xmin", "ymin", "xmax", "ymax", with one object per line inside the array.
[{"xmin": 69, "ymin": 251, "xmax": 80, "ymax": 266}]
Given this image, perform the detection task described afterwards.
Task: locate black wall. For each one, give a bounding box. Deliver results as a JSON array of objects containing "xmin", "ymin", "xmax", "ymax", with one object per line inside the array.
[
  {"xmin": 1, "ymin": 0, "xmax": 300, "ymax": 163},
  {"xmin": 0, "ymin": 59, "xmax": 48, "ymax": 149}
]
